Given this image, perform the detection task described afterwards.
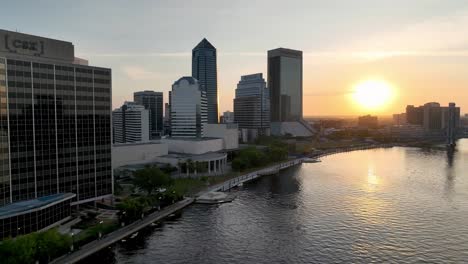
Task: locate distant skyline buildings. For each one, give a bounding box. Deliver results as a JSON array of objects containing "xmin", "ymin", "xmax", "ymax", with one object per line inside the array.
[
  {"xmin": 268, "ymin": 48, "xmax": 303, "ymax": 122},
  {"xmin": 192, "ymin": 38, "xmax": 218, "ymax": 124},
  {"xmin": 134, "ymin": 90, "xmax": 163, "ymax": 139},
  {"xmin": 405, "ymin": 102, "xmax": 460, "ymax": 132}
]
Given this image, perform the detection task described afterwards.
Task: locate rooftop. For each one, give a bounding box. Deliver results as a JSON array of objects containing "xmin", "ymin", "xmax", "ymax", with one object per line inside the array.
[
  {"xmin": 173, "ymin": 76, "xmax": 198, "ymax": 86},
  {"xmin": 193, "ymin": 38, "xmax": 216, "ymax": 50},
  {"xmin": 0, "ymin": 193, "xmax": 76, "ymax": 219},
  {"xmin": 163, "ymin": 151, "xmax": 226, "ymax": 161}
]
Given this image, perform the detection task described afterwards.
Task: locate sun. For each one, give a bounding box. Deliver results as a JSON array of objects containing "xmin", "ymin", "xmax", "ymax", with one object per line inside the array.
[{"xmin": 352, "ymin": 79, "xmax": 394, "ymax": 110}]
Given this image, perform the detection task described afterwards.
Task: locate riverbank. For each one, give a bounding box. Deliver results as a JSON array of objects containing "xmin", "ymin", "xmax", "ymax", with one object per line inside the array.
[
  {"xmin": 51, "ymin": 198, "xmax": 194, "ymax": 264},
  {"xmin": 50, "ymin": 142, "xmax": 417, "ymax": 263}
]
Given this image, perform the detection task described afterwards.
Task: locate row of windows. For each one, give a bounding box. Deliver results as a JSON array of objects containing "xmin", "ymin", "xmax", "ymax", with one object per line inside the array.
[{"xmin": 0, "ymin": 200, "xmax": 71, "ymax": 239}]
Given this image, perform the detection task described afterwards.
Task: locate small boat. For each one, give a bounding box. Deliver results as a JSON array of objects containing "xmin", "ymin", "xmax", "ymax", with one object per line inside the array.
[
  {"xmin": 303, "ymin": 158, "xmax": 321, "ymax": 163},
  {"xmin": 121, "ymin": 239, "xmax": 126, "ymax": 242},
  {"xmin": 196, "ymin": 192, "xmax": 236, "ymax": 204},
  {"xmin": 237, "ymin": 182, "xmax": 244, "ymax": 187},
  {"xmin": 130, "ymin": 232, "xmax": 138, "ymax": 239}
]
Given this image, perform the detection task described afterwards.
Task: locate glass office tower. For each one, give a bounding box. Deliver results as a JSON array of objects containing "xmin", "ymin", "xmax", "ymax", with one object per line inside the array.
[
  {"xmin": 134, "ymin": 91, "xmax": 163, "ymax": 139},
  {"xmin": 0, "ymin": 29, "xmax": 112, "ymax": 238},
  {"xmin": 268, "ymin": 48, "xmax": 303, "ymax": 122},
  {"xmin": 192, "ymin": 38, "xmax": 218, "ymax": 124}
]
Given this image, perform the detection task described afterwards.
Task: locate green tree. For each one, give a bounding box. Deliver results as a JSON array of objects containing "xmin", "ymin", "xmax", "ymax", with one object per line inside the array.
[
  {"xmin": 133, "ymin": 166, "xmax": 173, "ymax": 195},
  {"xmin": 36, "ymin": 229, "xmax": 71, "ymax": 262},
  {"xmin": 117, "ymin": 197, "xmax": 147, "ymax": 222},
  {"xmin": 268, "ymin": 145, "xmax": 288, "ymax": 162}
]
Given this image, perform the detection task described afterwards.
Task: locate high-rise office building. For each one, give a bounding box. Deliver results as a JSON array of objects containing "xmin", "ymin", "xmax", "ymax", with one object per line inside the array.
[
  {"xmin": 406, "ymin": 105, "xmax": 424, "ymax": 125},
  {"xmin": 268, "ymin": 48, "xmax": 303, "ymax": 122},
  {"xmin": 113, "ymin": 102, "xmax": 150, "ymax": 143},
  {"xmin": 0, "ymin": 29, "xmax": 112, "ymax": 239},
  {"xmin": 423, "ymin": 102, "xmax": 442, "ymax": 130},
  {"xmin": 234, "ymin": 73, "xmax": 270, "ymax": 142},
  {"xmin": 170, "ymin": 77, "xmax": 207, "ymax": 138},
  {"xmin": 163, "ymin": 91, "xmax": 172, "ymax": 136},
  {"xmin": 134, "ymin": 91, "xmax": 163, "ymax": 139},
  {"xmin": 192, "ymin": 38, "xmax": 218, "ymax": 124}
]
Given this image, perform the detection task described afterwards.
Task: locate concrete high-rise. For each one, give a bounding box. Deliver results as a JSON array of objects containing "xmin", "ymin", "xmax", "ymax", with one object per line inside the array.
[
  {"xmin": 113, "ymin": 102, "xmax": 150, "ymax": 143},
  {"xmin": 134, "ymin": 91, "xmax": 163, "ymax": 139},
  {"xmin": 0, "ymin": 29, "xmax": 112, "ymax": 238},
  {"xmin": 234, "ymin": 73, "xmax": 270, "ymax": 142},
  {"xmin": 192, "ymin": 38, "xmax": 218, "ymax": 124},
  {"xmin": 268, "ymin": 48, "xmax": 303, "ymax": 122},
  {"xmin": 170, "ymin": 77, "xmax": 207, "ymax": 138}
]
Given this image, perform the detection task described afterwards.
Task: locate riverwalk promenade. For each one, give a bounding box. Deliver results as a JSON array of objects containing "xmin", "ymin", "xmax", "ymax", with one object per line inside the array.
[
  {"xmin": 51, "ymin": 143, "xmax": 397, "ymax": 263},
  {"xmin": 198, "ymin": 158, "xmax": 304, "ymax": 195},
  {"xmin": 52, "ymin": 198, "xmax": 194, "ymax": 264}
]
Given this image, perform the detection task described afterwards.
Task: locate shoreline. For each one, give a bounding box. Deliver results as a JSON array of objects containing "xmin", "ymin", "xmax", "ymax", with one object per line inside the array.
[{"xmin": 51, "ymin": 141, "xmax": 435, "ymax": 263}]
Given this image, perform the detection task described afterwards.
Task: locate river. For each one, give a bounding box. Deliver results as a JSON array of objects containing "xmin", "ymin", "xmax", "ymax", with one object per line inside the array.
[{"xmin": 84, "ymin": 141, "xmax": 468, "ymax": 263}]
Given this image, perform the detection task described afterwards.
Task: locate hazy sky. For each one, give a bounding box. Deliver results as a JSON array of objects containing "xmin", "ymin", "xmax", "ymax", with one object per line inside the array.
[{"xmin": 3, "ymin": 0, "xmax": 468, "ymax": 116}]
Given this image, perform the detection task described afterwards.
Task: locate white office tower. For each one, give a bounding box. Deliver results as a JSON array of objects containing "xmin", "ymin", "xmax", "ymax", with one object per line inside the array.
[
  {"xmin": 170, "ymin": 77, "xmax": 207, "ymax": 138},
  {"xmin": 113, "ymin": 101, "xmax": 150, "ymax": 143}
]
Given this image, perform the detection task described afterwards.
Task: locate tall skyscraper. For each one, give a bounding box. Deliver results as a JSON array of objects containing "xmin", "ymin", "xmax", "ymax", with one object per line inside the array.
[
  {"xmin": 234, "ymin": 73, "xmax": 270, "ymax": 142},
  {"xmin": 171, "ymin": 77, "xmax": 207, "ymax": 138},
  {"xmin": 268, "ymin": 48, "xmax": 303, "ymax": 122},
  {"xmin": 113, "ymin": 102, "xmax": 150, "ymax": 143},
  {"xmin": 134, "ymin": 90, "xmax": 163, "ymax": 139},
  {"xmin": 0, "ymin": 29, "xmax": 112, "ymax": 238},
  {"xmin": 192, "ymin": 38, "xmax": 218, "ymax": 124}
]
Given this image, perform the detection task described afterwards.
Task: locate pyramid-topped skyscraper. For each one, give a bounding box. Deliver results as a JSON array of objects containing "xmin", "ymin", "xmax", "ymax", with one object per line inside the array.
[{"xmin": 192, "ymin": 38, "xmax": 218, "ymax": 123}]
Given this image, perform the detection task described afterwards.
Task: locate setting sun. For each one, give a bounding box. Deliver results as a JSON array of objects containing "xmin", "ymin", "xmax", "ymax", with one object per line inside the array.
[{"xmin": 352, "ymin": 79, "xmax": 395, "ymax": 110}]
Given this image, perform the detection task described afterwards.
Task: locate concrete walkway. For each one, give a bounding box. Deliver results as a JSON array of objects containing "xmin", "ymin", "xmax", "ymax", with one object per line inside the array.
[{"xmin": 51, "ymin": 198, "xmax": 194, "ymax": 264}]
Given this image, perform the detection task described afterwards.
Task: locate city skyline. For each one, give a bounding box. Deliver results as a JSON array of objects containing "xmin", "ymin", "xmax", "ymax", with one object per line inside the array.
[{"xmin": 3, "ymin": 1, "xmax": 468, "ymax": 116}]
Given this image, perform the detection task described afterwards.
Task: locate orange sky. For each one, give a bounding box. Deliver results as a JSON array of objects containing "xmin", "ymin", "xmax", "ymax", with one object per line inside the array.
[{"xmin": 8, "ymin": 1, "xmax": 467, "ymax": 116}]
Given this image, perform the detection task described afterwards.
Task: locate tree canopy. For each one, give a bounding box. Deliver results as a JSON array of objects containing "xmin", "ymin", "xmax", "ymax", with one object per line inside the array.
[{"xmin": 133, "ymin": 166, "xmax": 173, "ymax": 195}]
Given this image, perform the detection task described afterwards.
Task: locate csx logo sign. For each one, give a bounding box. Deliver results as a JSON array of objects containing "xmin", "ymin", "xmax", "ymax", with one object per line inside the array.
[
  {"xmin": 12, "ymin": 40, "xmax": 39, "ymax": 51},
  {"xmin": 4, "ymin": 35, "xmax": 44, "ymax": 56}
]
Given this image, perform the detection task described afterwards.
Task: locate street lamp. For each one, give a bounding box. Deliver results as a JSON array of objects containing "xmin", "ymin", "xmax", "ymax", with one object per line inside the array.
[
  {"xmin": 70, "ymin": 232, "xmax": 75, "ymax": 252},
  {"xmin": 98, "ymin": 221, "xmax": 103, "ymax": 239},
  {"xmin": 121, "ymin": 211, "xmax": 126, "ymax": 227}
]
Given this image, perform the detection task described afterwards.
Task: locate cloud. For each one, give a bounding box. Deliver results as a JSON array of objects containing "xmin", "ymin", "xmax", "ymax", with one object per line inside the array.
[
  {"xmin": 121, "ymin": 66, "xmax": 159, "ymax": 80},
  {"xmin": 347, "ymin": 10, "xmax": 468, "ymax": 56}
]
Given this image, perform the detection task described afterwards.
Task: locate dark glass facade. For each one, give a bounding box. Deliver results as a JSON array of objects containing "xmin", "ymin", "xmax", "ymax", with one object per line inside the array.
[
  {"xmin": 268, "ymin": 48, "xmax": 303, "ymax": 122},
  {"xmin": 2, "ymin": 58, "xmax": 112, "ymax": 204},
  {"xmin": 134, "ymin": 91, "xmax": 163, "ymax": 139},
  {"xmin": 0, "ymin": 197, "xmax": 72, "ymax": 239},
  {"xmin": 192, "ymin": 38, "xmax": 218, "ymax": 124},
  {"xmin": 0, "ymin": 58, "xmax": 9, "ymax": 206},
  {"xmin": 0, "ymin": 29, "xmax": 112, "ymax": 238}
]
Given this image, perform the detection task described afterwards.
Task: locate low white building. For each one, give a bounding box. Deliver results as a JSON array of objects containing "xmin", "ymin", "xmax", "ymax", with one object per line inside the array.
[
  {"xmin": 203, "ymin": 123, "xmax": 239, "ymax": 150},
  {"xmin": 112, "ymin": 141, "xmax": 168, "ymax": 169},
  {"xmin": 161, "ymin": 137, "xmax": 224, "ymax": 155}
]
